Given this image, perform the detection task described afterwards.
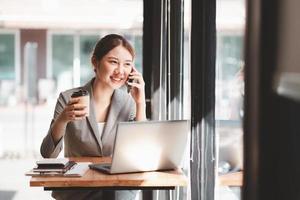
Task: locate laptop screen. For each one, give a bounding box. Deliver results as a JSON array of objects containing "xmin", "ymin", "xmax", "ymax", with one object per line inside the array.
[{"xmin": 109, "ymin": 120, "xmax": 189, "ymax": 174}]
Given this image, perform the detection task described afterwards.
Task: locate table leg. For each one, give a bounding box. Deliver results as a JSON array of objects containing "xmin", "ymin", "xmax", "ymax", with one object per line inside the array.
[
  {"xmin": 168, "ymin": 189, "xmax": 173, "ymax": 200},
  {"xmin": 142, "ymin": 190, "xmax": 153, "ymax": 200}
]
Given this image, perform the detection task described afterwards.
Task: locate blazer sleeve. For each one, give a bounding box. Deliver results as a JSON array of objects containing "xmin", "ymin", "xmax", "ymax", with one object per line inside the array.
[{"xmin": 40, "ymin": 93, "xmax": 67, "ymax": 158}]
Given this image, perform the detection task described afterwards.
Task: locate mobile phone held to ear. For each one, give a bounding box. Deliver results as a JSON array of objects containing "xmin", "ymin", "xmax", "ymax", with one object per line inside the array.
[
  {"xmin": 127, "ymin": 68, "xmax": 134, "ymax": 93},
  {"xmin": 127, "ymin": 78, "xmax": 133, "ymax": 93}
]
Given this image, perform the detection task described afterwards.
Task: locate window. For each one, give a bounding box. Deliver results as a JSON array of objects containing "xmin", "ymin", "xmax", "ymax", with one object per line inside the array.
[
  {"xmin": 0, "ymin": 1, "xmax": 143, "ymax": 199},
  {"xmin": 216, "ymin": 33, "xmax": 244, "ymax": 121},
  {"xmin": 80, "ymin": 35, "xmax": 99, "ymax": 84},
  {"xmin": 0, "ymin": 31, "xmax": 20, "ymax": 106},
  {"xmin": 49, "ymin": 31, "xmax": 143, "ymax": 93},
  {"xmin": 215, "ymin": 0, "xmax": 245, "ymax": 199},
  {"xmin": 0, "ymin": 34, "xmax": 15, "ymax": 80},
  {"xmin": 52, "ymin": 34, "xmax": 74, "ymax": 90}
]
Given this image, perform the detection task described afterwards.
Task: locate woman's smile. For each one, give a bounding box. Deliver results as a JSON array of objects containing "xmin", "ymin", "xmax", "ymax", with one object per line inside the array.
[{"xmin": 110, "ymin": 75, "xmax": 125, "ymax": 83}]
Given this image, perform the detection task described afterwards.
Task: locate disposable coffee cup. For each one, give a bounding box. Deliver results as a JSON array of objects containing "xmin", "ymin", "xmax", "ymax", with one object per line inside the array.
[{"xmin": 71, "ymin": 89, "xmax": 89, "ymax": 117}]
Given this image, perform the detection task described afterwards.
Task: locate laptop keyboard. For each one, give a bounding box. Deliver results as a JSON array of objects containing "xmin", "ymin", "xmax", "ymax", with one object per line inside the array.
[
  {"xmin": 101, "ymin": 164, "xmax": 111, "ymax": 170},
  {"xmin": 89, "ymin": 163, "xmax": 111, "ymax": 170}
]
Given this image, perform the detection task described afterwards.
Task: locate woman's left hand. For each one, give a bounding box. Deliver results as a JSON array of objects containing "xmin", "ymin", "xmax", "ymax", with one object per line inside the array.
[{"xmin": 127, "ymin": 67, "xmax": 146, "ymax": 105}]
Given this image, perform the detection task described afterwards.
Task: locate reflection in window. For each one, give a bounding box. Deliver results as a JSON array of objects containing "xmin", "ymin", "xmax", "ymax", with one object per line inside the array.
[
  {"xmin": 218, "ymin": 35, "xmax": 243, "ymax": 81},
  {"xmin": 216, "ymin": 0, "xmax": 245, "ymax": 199},
  {"xmin": 216, "ymin": 34, "xmax": 244, "ymax": 120}
]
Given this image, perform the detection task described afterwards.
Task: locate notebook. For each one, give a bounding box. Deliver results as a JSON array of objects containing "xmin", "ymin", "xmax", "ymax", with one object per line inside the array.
[
  {"xmin": 89, "ymin": 120, "xmax": 189, "ymax": 174},
  {"xmin": 36, "ymin": 158, "xmax": 70, "ymax": 166},
  {"xmin": 33, "ymin": 161, "xmax": 76, "ymax": 173},
  {"xmin": 26, "ymin": 162, "xmax": 91, "ymax": 177}
]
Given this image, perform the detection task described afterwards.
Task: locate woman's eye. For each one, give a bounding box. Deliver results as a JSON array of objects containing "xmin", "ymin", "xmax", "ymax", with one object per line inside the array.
[
  {"xmin": 110, "ymin": 60, "xmax": 118, "ymax": 64},
  {"xmin": 125, "ymin": 63, "xmax": 132, "ymax": 67}
]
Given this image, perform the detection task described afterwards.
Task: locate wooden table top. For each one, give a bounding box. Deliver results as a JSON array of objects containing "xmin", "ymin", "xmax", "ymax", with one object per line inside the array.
[
  {"xmin": 218, "ymin": 171, "xmax": 243, "ymax": 187},
  {"xmin": 30, "ymin": 157, "xmax": 188, "ymax": 188}
]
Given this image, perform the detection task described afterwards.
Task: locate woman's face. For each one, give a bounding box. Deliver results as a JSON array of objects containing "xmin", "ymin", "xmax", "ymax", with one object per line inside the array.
[{"xmin": 94, "ymin": 45, "xmax": 133, "ymax": 89}]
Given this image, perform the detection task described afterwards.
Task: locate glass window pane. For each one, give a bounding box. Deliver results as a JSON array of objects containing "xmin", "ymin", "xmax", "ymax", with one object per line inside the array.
[
  {"xmin": 216, "ymin": 0, "xmax": 245, "ymax": 199},
  {"xmin": 80, "ymin": 35, "xmax": 99, "ymax": 84},
  {"xmin": 218, "ymin": 35, "xmax": 243, "ymax": 81},
  {"xmin": 0, "ymin": 34, "xmax": 15, "ymax": 79},
  {"xmin": 216, "ymin": 34, "xmax": 244, "ymax": 120},
  {"xmin": 52, "ymin": 34, "xmax": 74, "ymax": 87}
]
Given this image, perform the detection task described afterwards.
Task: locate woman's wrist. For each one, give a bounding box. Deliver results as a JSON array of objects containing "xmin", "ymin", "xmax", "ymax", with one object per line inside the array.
[
  {"xmin": 51, "ymin": 115, "xmax": 68, "ymax": 143},
  {"xmin": 57, "ymin": 112, "xmax": 69, "ymax": 124},
  {"xmin": 135, "ymin": 101, "xmax": 146, "ymax": 121},
  {"xmin": 136, "ymin": 101, "xmax": 146, "ymax": 108}
]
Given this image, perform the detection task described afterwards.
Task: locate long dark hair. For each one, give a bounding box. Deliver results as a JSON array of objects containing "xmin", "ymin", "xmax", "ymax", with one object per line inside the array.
[{"xmin": 92, "ymin": 34, "xmax": 135, "ymax": 61}]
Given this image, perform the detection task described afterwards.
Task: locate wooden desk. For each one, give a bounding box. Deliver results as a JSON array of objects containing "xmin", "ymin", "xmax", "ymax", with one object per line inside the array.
[
  {"xmin": 30, "ymin": 157, "xmax": 188, "ymax": 191},
  {"xmin": 218, "ymin": 171, "xmax": 243, "ymax": 187}
]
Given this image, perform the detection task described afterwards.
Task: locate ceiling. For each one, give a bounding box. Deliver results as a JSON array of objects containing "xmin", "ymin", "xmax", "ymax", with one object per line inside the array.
[
  {"xmin": 0, "ymin": 0, "xmax": 245, "ymax": 31},
  {"xmin": 0, "ymin": 0, "xmax": 143, "ymax": 29}
]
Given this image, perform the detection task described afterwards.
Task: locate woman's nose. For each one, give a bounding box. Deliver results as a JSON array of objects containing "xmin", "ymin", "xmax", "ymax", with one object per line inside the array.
[{"xmin": 114, "ymin": 64, "xmax": 125, "ymax": 74}]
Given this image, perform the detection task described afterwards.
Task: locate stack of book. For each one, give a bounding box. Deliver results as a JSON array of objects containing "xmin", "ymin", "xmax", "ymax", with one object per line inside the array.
[
  {"xmin": 26, "ymin": 158, "xmax": 77, "ymax": 176},
  {"xmin": 34, "ymin": 158, "xmax": 76, "ymax": 174}
]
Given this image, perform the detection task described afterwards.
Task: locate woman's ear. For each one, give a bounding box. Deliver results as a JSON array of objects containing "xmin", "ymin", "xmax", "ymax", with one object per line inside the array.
[
  {"xmin": 91, "ymin": 56, "xmax": 98, "ymax": 73},
  {"xmin": 91, "ymin": 56, "xmax": 97, "ymax": 67}
]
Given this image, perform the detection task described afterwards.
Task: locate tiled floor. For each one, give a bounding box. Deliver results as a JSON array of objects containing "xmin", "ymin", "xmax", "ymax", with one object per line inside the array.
[
  {"xmin": 0, "ymin": 105, "xmax": 56, "ymax": 199},
  {"xmin": 216, "ymin": 186, "xmax": 240, "ymax": 200},
  {"xmin": 0, "ymin": 157, "xmax": 52, "ymax": 200}
]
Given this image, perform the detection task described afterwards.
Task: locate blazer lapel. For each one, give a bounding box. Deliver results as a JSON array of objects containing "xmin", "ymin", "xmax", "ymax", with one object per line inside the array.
[
  {"xmin": 82, "ymin": 80, "xmax": 103, "ymax": 155},
  {"xmin": 101, "ymin": 90, "xmax": 124, "ymax": 142}
]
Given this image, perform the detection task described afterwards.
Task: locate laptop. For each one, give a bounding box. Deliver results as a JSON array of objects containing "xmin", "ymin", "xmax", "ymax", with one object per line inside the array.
[{"xmin": 89, "ymin": 120, "xmax": 189, "ymax": 174}]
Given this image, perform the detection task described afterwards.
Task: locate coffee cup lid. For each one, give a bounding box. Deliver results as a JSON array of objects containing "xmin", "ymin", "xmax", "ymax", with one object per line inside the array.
[{"xmin": 71, "ymin": 89, "xmax": 89, "ymax": 97}]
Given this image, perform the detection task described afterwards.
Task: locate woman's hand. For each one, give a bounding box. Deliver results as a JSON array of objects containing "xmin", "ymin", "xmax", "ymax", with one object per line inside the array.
[
  {"xmin": 51, "ymin": 98, "xmax": 87, "ymax": 144},
  {"xmin": 127, "ymin": 66, "xmax": 146, "ymax": 105},
  {"xmin": 58, "ymin": 98, "xmax": 88, "ymax": 123},
  {"xmin": 127, "ymin": 66, "xmax": 147, "ymax": 121}
]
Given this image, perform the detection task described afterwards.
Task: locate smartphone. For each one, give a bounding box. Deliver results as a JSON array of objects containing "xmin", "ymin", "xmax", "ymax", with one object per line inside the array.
[
  {"xmin": 127, "ymin": 77, "xmax": 133, "ymax": 93},
  {"xmin": 127, "ymin": 69, "xmax": 134, "ymax": 93}
]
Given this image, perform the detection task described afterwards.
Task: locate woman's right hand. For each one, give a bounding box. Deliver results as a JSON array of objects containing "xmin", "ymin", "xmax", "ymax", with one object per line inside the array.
[{"xmin": 58, "ymin": 98, "xmax": 88, "ymax": 123}]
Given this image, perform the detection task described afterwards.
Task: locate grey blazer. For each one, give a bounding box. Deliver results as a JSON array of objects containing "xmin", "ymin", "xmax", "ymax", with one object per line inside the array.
[{"xmin": 41, "ymin": 78, "xmax": 136, "ymax": 158}]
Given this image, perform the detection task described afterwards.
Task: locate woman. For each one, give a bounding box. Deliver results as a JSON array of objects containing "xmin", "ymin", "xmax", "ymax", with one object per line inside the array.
[{"xmin": 40, "ymin": 34, "xmax": 146, "ymax": 200}]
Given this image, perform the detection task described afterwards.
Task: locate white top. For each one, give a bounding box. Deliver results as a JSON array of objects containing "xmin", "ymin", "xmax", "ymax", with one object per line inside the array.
[{"xmin": 97, "ymin": 122, "xmax": 105, "ymax": 138}]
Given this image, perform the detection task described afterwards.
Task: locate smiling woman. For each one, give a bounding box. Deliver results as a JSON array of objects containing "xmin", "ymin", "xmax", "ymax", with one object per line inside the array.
[{"xmin": 40, "ymin": 34, "xmax": 146, "ymax": 200}]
